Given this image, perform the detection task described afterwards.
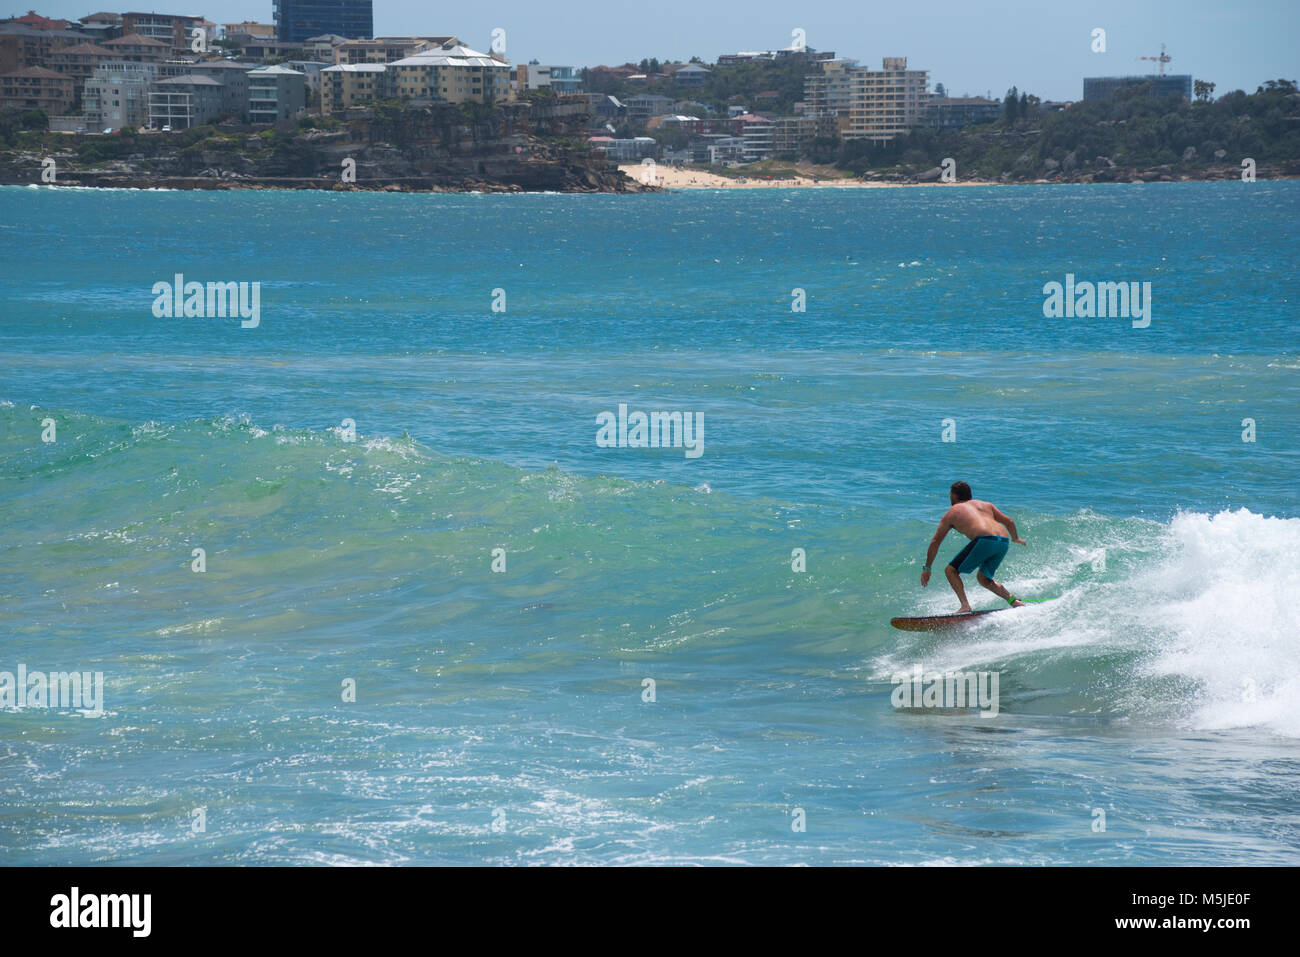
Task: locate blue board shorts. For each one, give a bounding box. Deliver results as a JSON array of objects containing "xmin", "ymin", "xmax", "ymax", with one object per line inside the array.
[{"xmin": 948, "ymin": 535, "xmax": 1010, "ymax": 577}]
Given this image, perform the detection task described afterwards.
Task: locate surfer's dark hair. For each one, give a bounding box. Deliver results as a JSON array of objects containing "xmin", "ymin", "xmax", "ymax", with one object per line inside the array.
[{"xmin": 951, "ymin": 481, "xmax": 972, "ymax": 502}]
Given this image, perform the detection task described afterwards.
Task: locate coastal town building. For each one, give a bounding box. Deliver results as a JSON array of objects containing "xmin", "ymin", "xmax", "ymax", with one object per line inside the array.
[
  {"xmin": 0, "ymin": 22, "xmax": 92, "ymax": 73},
  {"xmin": 120, "ymin": 12, "xmax": 210, "ymax": 54},
  {"xmin": 82, "ymin": 61, "xmax": 156, "ymax": 129},
  {"xmin": 6, "ymin": 10, "xmax": 71, "ymax": 30},
  {"xmin": 591, "ymin": 136, "xmax": 656, "ymax": 162},
  {"xmin": 739, "ymin": 114, "xmax": 775, "ymax": 161},
  {"xmin": 48, "ymin": 41, "xmax": 117, "ymax": 94},
  {"xmin": 318, "ymin": 42, "xmax": 510, "ymax": 111},
  {"xmin": 301, "ymin": 34, "xmax": 347, "ymax": 61},
  {"xmin": 921, "ymin": 95, "xmax": 1001, "ymax": 129},
  {"xmin": 51, "ymin": 55, "xmax": 311, "ymax": 130},
  {"xmin": 703, "ymin": 135, "xmax": 745, "ymax": 164},
  {"xmin": 585, "ymin": 64, "xmax": 638, "ymax": 86},
  {"xmin": 221, "ymin": 21, "xmax": 274, "ymax": 39},
  {"xmin": 514, "ymin": 61, "xmax": 581, "ymax": 95},
  {"xmin": 76, "ymin": 12, "xmax": 124, "ymax": 42},
  {"xmin": 584, "ymin": 92, "xmax": 625, "ymax": 125},
  {"xmin": 625, "ymin": 93, "xmax": 673, "ymax": 121},
  {"xmin": 165, "ymin": 59, "xmax": 254, "ymax": 117},
  {"xmin": 717, "ymin": 46, "xmax": 835, "ymax": 66},
  {"xmin": 274, "ymin": 0, "xmax": 373, "ymax": 44},
  {"xmin": 334, "ymin": 36, "xmax": 453, "ymax": 65},
  {"xmin": 768, "ymin": 113, "xmax": 838, "ymax": 154},
  {"xmin": 646, "ymin": 113, "xmax": 696, "ymax": 131},
  {"xmin": 1083, "ymin": 74, "xmax": 1192, "ymax": 102},
  {"xmin": 669, "ymin": 63, "xmax": 711, "ymax": 86},
  {"xmin": 148, "ymin": 72, "xmax": 224, "ymax": 128},
  {"xmin": 804, "ymin": 58, "xmax": 858, "ymax": 115},
  {"xmin": 286, "ymin": 59, "xmax": 330, "ymax": 92},
  {"xmin": 0, "ymin": 63, "xmax": 74, "ymax": 111},
  {"xmin": 390, "ymin": 43, "xmax": 509, "ymax": 104},
  {"xmin": 246, "ymin": 63, "xmax": 306, "ymax": 125},
  {"xmin": 803, "ymin": 57, "xmax": 931, "ymax": 142},
  {"xmin": 661, "ymin": 113, "xmax": 735, "ymax": 134},
  {"xmin": 101, "ymin": 33, "xmax": 170, "ymax": 63},
  {"xmin": 321, "ymin": 62, "xmax": 387, "ymax": 112},
  {"xmin": 233, "ymin": 37, "xmax": 303, "ymax": 60},
  {"xmin": 844, "ymin": 57, "xmax": 930, "ymax": 142}
]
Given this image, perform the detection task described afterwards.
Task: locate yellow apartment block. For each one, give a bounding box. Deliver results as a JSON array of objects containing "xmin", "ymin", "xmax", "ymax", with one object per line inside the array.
[
  {"xmin": 321, "ymin": 63, "xmax": 388, "ymax": 113},
  {"xmin": 390, "ymin": 43, "xmax": 510, "ymax": 104},
  {"xmin": 844, "ymin": 57, "xmax": 930, "ymax": 143}
]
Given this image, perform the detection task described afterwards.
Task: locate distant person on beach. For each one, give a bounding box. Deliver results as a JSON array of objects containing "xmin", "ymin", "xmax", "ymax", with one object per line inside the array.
[{"xmin": 920, "ymin": 481, "xmax": 1026, "ymax": 612}]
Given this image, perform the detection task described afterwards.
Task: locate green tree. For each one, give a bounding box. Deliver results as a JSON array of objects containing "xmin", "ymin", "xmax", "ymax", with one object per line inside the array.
[{"xmin": 1004, "ymin": 87, "xmax": 1019, "ymax": 124}]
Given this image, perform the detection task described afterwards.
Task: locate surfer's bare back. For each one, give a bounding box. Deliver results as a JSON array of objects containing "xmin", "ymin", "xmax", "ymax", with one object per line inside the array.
[{"xmin": 921, "ymin": 481, "xmax": 1027, "ymax": 613}]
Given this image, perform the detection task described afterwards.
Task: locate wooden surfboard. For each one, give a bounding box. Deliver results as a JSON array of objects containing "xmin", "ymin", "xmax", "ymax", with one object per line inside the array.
[
  {"xmin": 891, "ymin": 599, "xmax": 1051, "ymax": 632},
  {"xmin": 890, "ymin": 608, "xmax": 1005, "ymax": 631}
]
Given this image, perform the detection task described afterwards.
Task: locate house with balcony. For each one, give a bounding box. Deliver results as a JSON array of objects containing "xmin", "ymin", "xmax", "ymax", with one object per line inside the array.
[
  {"xmin": 83, "ymin": 61, "xmax": 156, "ymax": 129},
  {"xmin": 624, "ymin": 93, "xmax": 673, "ymax": 122},
  {"xmin": 670, "ymin": 63, "xmax": 710, "ymax": 86},
  {"xmin": 246, "ymin": 63, "xmax": 306, "ymax": 125},
  {"xmin": 77, "ymin": 12, "xmax": 123, "ymax": 43},
  {"xmin": 920, "ymin": 95, "xmax": 1001, "ymax": 129},
  {"xmin": 334, "ymin": 36, "xmax": 455, "ymax": 65},
  {"xmin": 389, "ymin": 42, "xmax": 509, "ymax": 104},
  {"xmin": 0, "ymin": 63, "xmax": 74, "ymax": 111},
  {"xmin": 320, "ymin": 62, "xmax": 388, "ymax": 113},
  {"xmin": 844, "ymin": 57, "xmax": 930, "ymax": 143},
  {"xmin": 222, "ymin": 21, "xmax": 274, "ymax": 39},
  {"xmin": 101, "ymin": 33, "xmax": 169, "ymax": 63},
  {"xmin": 161, "ymin": 59, "xmax": 254, "ymax": 119},
  {"xmin": 514, "ymin": 61, "xmax": 581, "ymax": 95},
  {"xmin": 301, "ymin": 34, "xmax": 347, "ymax": 62},
  {"xmin": 121, "ymin": 12, "xmax": 209, "ymax": 54},
  {"xmin": 148, "ymin": 73, "xmax": 224, "ymax": 128},
  {"xmin": 0, "ymin": 22, "xmax": 93, "ymax": 73},
  {"xmin": 286, "ymin": 60, "xmax": 330, "ymax": 92}
]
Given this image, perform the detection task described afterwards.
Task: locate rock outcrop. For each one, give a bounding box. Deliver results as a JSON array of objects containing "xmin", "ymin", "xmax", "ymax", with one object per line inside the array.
[{"xmin": 0, "ymin": 103, "xmax": 660, "ymax": 194}]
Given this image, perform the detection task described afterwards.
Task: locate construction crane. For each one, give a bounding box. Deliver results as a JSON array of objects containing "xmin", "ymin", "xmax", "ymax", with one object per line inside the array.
[{"xmin": 1137, "ymin": 43, "xmax": 1172, "ymax": 77}]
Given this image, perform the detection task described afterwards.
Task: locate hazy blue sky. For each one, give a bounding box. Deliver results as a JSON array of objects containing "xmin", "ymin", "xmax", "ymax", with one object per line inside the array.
[{"xmin": 22, "ymin": 0, "xmax": 1300, "ymax": 101}]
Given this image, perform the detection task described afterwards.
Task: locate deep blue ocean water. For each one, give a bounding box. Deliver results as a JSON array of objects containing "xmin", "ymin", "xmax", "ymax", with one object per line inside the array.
[{"xmin": 1, "ymin": 181, "xmax": 1297, "ymax": 864}]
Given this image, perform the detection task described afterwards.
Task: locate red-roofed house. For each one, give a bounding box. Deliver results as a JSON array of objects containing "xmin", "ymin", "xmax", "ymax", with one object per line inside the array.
[
  {"xmin": 121, "ymin": 12, "xmax": 209, "ymax": 54},
  {"xmin": 0, "ymin": 21, "xmax": 92, "ymax": 73},
  {"xmin": 102, "ymin": 33, "xmax": 169, "ymax": 62},
  {"xmin": 9, "ymin": 11, "xmax": 71, "ymax": 30},
  {"xmin": 49, "ymin": 41, "xmax": 120, "ymax": 86},
  {"xmin": 0, "ymin": 63, "xmax": 75, "ymax": 110}
]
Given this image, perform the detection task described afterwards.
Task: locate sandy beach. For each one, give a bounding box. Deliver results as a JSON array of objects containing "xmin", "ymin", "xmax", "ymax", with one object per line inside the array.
[{"xmin": 620, "ymin": 164, "xmax": 998, "ymax": 189}]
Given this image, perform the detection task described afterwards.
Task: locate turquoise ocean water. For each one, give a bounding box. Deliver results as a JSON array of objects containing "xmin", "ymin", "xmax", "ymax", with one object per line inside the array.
[{"xmin": 1, "ymin": 182, "xmax": 1297, "ymax": 864}]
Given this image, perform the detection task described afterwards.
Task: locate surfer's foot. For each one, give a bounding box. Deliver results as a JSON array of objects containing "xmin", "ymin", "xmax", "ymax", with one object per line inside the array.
[
  {"xmin": 1010, "ymin": 599, "xmax": 1026, "ymax": 607},
  {"xmin": 956, "ymin": 604, "xmax": 972, "ymax": 613}
]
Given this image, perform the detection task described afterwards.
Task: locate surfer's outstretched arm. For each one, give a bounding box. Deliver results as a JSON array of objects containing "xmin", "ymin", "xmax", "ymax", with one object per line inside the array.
[
  {"xmin": 993, "ymin": 505, "xmax": 1026, "ymax": 545},
  {"xmin": 921, "ymin": 513, "xmax": 953, "ymax": 586}
]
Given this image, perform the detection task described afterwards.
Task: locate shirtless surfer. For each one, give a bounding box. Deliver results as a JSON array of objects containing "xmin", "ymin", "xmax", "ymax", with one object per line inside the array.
[{"xmin": 921, "ymin": 481, "xmax": 1027, "ymax": 613}]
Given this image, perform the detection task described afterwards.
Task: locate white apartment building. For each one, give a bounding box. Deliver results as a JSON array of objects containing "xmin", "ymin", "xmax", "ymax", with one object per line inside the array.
[
  {"xmin": 82, "ymin": 61, "xmax": 157, "ymax": 130},
  {"xmin": 844, "ymin": 57, "xmax": 930, "ymax": 142}
]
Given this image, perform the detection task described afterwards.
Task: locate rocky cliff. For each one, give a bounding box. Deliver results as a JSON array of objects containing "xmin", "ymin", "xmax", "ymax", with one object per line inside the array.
[{"xmin": 0, "ymin": 101, "xmax": 660, "ymax": 194}]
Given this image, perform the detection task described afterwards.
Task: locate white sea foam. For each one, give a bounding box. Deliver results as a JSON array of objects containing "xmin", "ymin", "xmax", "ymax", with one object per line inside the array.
[
  {"xmin": 1133, "ymin": 509, "xmax": 1300, "ymax": 737},
  {"xmin": 874, "ymin": 509, "xmax": 1300, "ymax": 737}
]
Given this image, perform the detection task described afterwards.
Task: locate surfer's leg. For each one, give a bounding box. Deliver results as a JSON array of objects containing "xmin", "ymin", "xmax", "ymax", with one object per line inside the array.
[
  {"xmin": 945, "ymin": 564, "xmax": 972, "ymax": 612},
  {"xmin": 976, "ymin": 572, "xmax": 1025, "ymax": 607}
]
